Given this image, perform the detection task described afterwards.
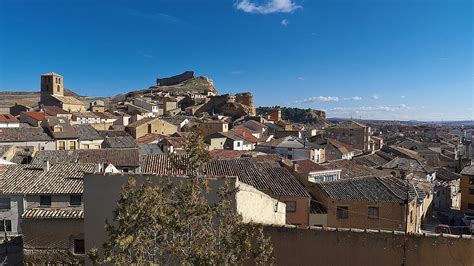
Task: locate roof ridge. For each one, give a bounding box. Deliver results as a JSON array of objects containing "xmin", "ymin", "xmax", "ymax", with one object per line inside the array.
[{"xmin": 375, "ymin": 176, "xmax": 406, "ymax": 202}]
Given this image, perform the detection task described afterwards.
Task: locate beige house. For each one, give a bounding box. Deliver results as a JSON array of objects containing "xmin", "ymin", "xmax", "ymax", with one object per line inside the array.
[
  {"xmin": 125, "ymin": 117, "xmax": 178, "ymax": 139},
  {"xmin": 42, "ymin": 117, "xmax": 79, "ymax": 150},
  {"xmin": 325, "ymin": 120, "xmax": 371, "ymax": 152},
  {"xmin": 310, "ymin": 176, "xmax": 432, "ymax": 233},
  {"xmin": 200, "ymin": 119, "xmax": 228, "ymax": 137}
]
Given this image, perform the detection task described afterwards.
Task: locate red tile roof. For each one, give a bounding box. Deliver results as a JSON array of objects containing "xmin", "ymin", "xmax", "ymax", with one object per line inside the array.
[
  {"xmin": 231, "ymin": 128, "xmax": 258, "ymax": 143},
  {"xmin": 0, "ymin": 114, "xmax": 19, "ymax": 123},
  {"xmin": 22, "ymin": 111, "xmax": 46, "ymax": 121}
]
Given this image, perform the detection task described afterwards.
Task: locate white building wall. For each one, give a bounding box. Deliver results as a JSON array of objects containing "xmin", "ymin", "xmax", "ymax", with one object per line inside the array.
[{"xmin": 235, "ymin": 182, "xmax": 286, "ymax": 225}]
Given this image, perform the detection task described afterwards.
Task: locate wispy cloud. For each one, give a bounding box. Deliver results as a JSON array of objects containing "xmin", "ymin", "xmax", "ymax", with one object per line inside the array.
[
  {"xmin": 330, "ymin": 104, "xmax": 415, "ymax": 114},
  {"xmin": 127, "ymin": 9, "xmax": 181, "ymax": 24},
  {"xmin": 235, "ymin": 0, "xmax": 301, "ymax": 14},
  {"xmin": 297, "ymin": 76, "xmax": 304, "ymax": 80},
  {"xmin": 343, "ymin": 96, "xmax": 362, "ymax": 101},
  {"xmin": 400, "ymin": 95, "xmax": 406, "ymax": 99},
  {"xmin": 294, "ymin": 96, "xmax": 339, "ymax": 104},
  {"xmin": 372, "ymin": 94, "xmax": 379, "ymax": 100},
  {"xmin": 281, "ymin": 19, "xmax": 289, "ymax": 26},
  {"xmin": 230, "ymin": 70, "xmax": 243, "ymax": 75}
]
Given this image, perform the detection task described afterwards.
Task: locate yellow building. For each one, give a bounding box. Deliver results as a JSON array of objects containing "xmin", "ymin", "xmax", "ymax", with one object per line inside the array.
[
  {"xmin": 125, "ymin": 118, "xmax": 178, "ymax": 139},
  {"xmin": 460, "ymin": 165, "xmax": 474, "ymax": 213},
  {"xmin": 39, "ymin": 72, "xmax": 86, "ymax": 112}
]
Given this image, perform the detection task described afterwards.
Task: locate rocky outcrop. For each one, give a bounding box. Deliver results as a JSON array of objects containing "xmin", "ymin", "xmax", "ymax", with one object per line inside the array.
[
  {"xmin": 156, "ymin": 71, "xmax": 194, "ymax": 86},
  {"xmin": 149, "ymin": 75, "xmax": 218, "ymax": 96},
  {"xmin": 195, "ymin": 93, "xmax": 256, "ymax": 119}
]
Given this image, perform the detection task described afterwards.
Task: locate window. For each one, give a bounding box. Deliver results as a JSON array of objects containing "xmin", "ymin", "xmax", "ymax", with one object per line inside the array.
[
  {"xmin": 58, "ymin": 141, "xmax": 65, "ymax": 150},
  {"xmin": 73, "ymin": 239, "xmax": 85, "ymax": 254},
  {"xmin": 336, "ymin": 206, "xmax": 348, "ymax": 219},
  {"xmin": 285, "ymin": 201, "xmax": 296, "ymax": 213},
  {"xmin": 0, "ymin": 198, "xmax": 10, "ymax": 210},
  {"xmin": 470, "ymin": 189, "xmax": 474, "ymax": 195},
  {"xmin": 468, "ymin": 203, "xmax": 474, "ymax": 210},
  {"xmin": 0, "ymin": 220, "xmax": 11, "ymax": 232},
  {"xmin": 83, "ymin": 144, "xmax": 89, "ymax": 150},
  {"xmin": 40, "ymin": 195, "xmax": 51, "ymax": 207},
  {"xmin": 410, "ymin": 211, "xmax": 413, "ymax": 223},
  {"xmin": 236, "ymin": 142, "xmax": 241, "ymax": 147},
  {"xmin": 470, "ymin": 177, "xmax": 474, "ymax": 185},
  {"xmin": 70, "ymin": 195, "xmax": 82, "ymax": 206},
  {"xmin": 69, "ymin": 141, "xmax": 76, "ymax": 150},
  {"xmin": 368, "ymin": 207, "xmax": 379, "ymax": 219},
  {"xmin": 57, "ymin": 85, "xmax": 60, "ymax": 92}
]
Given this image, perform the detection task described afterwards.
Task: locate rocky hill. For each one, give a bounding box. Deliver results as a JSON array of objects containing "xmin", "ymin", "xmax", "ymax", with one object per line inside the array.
[{"xmin": 256, "ymin": 106, "xmax": 330, "ymax": 127}]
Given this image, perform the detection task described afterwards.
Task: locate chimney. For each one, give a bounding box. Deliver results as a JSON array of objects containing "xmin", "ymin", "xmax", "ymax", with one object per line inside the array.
[{"xmin": 44, "ymin": 160, "xmax": 50, "ymax": 172}]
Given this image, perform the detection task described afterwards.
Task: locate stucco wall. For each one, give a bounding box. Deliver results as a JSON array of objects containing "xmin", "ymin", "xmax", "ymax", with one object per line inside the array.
[
  {"xmin": 236, "ymin": 182, "xmax": 286, "ymax": 225},
  {"xmin": 264, "ymin": 226, "xmax": 474, "ymax": 266}
]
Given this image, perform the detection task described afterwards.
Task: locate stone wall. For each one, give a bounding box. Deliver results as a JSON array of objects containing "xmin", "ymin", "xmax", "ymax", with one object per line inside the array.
[{"xmin": 264, "ymin": 225, "xmax": 474, "ymax": 266}]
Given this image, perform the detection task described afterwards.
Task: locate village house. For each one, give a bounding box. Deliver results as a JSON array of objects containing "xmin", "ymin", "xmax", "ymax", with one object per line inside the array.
[
  {"xmin": 71, "ymin": 112, "xmax": 101, "ymax": 125},
  {"xmin": 157, "ymin": 136, "xmax": 185, "ymax": 154},
  {"xmin": 205, "ymin": 131, "xmax": 254, "ymax": 151},
  {"xmin": 0, "ymin": 163, "xmax": 96, "ymax": 264},
  {"xmin": 42, "ymin": 117, "xmax": 79, "ymax": 150},
  {"xmin": 433, "ymin": 167, "xmax": 461, "ymax": 209},
  {"xmin": 325, "ymin": 120, "xmax": 371, "ymax": 152},
  {"xmin": 381, "ymin": 157, "xmax": 436, "ymax": 182},
  {"xmin": 256, "ymin": 135, "xmax": 325, "ymax": 163},
  {"xmin": 238, "ymin": 119, "xmax": 268, "ymax": 138},
  {"xmin": 318, "ymin": 138, "xmax": 360, "ymax": 161},
  {"xmin": 0, "ymin": 127, "xmax": 55, "ymax": 151},
  {"xmin": 78, "ymin": 148, "xmax": 140, "ymax": 173},
  {"xmin": 19, "ymin": 111, "xmax": 46, "ymax": 127},
  {"xmin": 292, "ymin": 159, "xmax": 342, "ymax": 186},
  {"xmin": 0, "ymin": 114, "xmax": 20, "ymax": 128},
  {"xmin": 125, "ymin": 117, "xmax": 178, "ymax": 139},
  {"xmin": 43, "ymin": 105, "xmax": 72, "ymax": 120},
  {"xmin": 89, "ymin": 100, "xmax": 105, "ymax": 112},
  {"xmin": 460, "ymin": 164, "xmax": 474, "ymax": 214},
  {"xmin": 309, "ymin": 176, "xmax": 432, "ymax": 233},
  {"xmin": 199, "ymin": 119, "xmax": 229, "ymax": 137},
  {"xmin": 205, "ymin": 158, "xmax": 311, "ymax": 226},
  {"xmin": 73, "ymin": 124, "xmax": 103, "ymax": 149}
]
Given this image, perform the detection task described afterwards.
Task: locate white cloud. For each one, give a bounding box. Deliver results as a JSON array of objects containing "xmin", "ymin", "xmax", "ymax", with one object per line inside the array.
[
  {"xmin": 235, "ymin": 0, "xmax": 301, "ymax": 14},
  {"xmin": 343, "ymin": 96, "xmax": 362, "ymax": 101},
  {"xmin": 295, "ymin": 96, "xmax": 339, "ymax": 104},
  {"xmin": 330, "ymin": 104, "xmax": 415, "ymax": 114},
  {"xmin": 400, "ymin": 95, "xmax": 406, "ymax": 99},
  {"xmin": 281, "ymin": 19, "xmax": 289, "ymax": 26},
  {"xmin": 297, "ymin": 76, "xmax": 304, "ymax": 80},
  {"xmin": 372, "ymin": 94, "xmax": 379, "ymax": 100},
  {"xmin": 230, "ymin": 70, "xmax": 243, "ymax": 75}
]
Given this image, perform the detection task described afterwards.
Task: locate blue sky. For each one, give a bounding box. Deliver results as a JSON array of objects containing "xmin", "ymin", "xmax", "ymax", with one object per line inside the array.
[{"xmin": 0, "ymin": 0, "xmax": 472, "ymax": 120}]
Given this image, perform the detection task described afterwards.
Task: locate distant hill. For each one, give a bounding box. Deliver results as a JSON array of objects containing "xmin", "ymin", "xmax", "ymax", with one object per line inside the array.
[
  {"xmin": 0, "ymin": 89, "xmax": 107, "ymax": 108},
  {"xmin": 256, "ymin": 106, "xmax": 330, "ymax": 127}
]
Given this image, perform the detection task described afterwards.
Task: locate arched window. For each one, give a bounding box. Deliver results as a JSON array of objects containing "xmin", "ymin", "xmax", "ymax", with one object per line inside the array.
[{"xmin": 57, "ymin": 85, "xmax": 60, "ymax": 92}]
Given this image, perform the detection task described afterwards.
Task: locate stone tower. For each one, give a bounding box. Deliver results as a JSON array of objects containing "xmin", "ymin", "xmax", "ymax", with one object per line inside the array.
[{"xmin": 40, "ymin": 72, "xmax": 63, "ymax": 103}]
